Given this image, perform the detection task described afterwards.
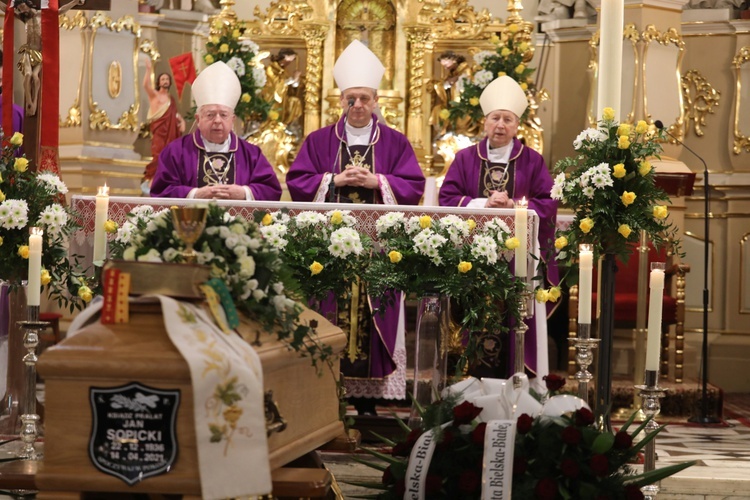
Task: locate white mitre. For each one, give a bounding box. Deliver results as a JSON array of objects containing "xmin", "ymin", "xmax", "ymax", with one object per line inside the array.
[
  {"xmin": 333, "ymin": 40, "xmax": 385, "ymax": 91},
  {"xmin": 479, "ymin": 75, "xmax": 528, "ymax": 118},
  {"xmin": 192, "ymin": 61, "xmax": 241, "ymax": 109}
]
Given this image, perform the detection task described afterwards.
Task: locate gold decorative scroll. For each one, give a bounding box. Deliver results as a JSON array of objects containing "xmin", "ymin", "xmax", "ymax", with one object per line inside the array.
[
  {"xmin": 641, "ymin": 25, "xmax": 685, "ymax": 141},
  {"xmin": 59, "ymin": 10, "xmax": 88, "ymax": 128},
  {"xmin": 732, "ymin": 46, "xmax": 750, "ymax": 155},
  {"xmin": 248, "ymin": 0, "xmax": 313, "ymax": 37},
  {"xmin": 88, "ymin": 13, "xmax": 142, "ymax": 132},
  {"xmin": 404, "ymin": 25, "xmax": 432, "ymax": 155},
  {"xmin": 681, "ymin": 69, "xmax": 720, "ymax": 138},
  {"xmin": 418, "ymin": 0, "xmax": 494, "ymax": 40},
  {"xmin": 139, "ymin": 39, "xmax": 161, "ymax": 63},
  {"xmin": 301, "ymin": 22, "xmax": 328, "ymax": 134}
]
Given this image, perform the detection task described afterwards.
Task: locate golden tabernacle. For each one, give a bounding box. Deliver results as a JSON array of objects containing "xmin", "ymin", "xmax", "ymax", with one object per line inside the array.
[{"xmin": 35, "ymin": 289, "xmax": 345, "ymax": 497}]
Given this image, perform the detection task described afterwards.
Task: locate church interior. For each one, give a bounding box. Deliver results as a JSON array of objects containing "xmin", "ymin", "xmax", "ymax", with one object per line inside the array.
[{"xmin": 1, "ymin": 0, "xmax": 750, "ymax": 497}]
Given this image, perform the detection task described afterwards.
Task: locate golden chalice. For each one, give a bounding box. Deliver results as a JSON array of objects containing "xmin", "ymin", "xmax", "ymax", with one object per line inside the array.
[{"xmin": 171, "ymin": 206, "xmax": 208, "ymax": 264}]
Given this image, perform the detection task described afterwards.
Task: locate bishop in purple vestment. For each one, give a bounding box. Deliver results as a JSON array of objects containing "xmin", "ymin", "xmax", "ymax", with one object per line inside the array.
[
  {"xmin": 287, "ymin": 41, "xmax": 425, "ymax": 408},
  {"xmin": 151, "ymin": 61, "xmax": 281, "ymax": 201},
  {"xmin": 439, "ymin": 76, "xmax": 559, "ymax": 379}
]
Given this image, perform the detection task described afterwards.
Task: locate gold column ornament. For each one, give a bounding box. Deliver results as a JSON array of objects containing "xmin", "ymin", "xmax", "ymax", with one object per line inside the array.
[
  {"xmin": 681, "ymin": 70, "xmax": 720, "ymax": 138},
  {"xmin": 403, "ymin": 25, "xmax": 433, "ymax": 161},
  {"xmin": 301, "ymin": 22, "xmax": 329, "ymax": 135},
  {"xmin": 210, "ymin": 0, "xmax": 238, "ymax": 36},
  {"xmin": 505, "ymin": 0, "xmax": 525, "ymax": 25},
  {"xmin": 732, "ymin": 46, "xmax": 750, "ymax": 155}
]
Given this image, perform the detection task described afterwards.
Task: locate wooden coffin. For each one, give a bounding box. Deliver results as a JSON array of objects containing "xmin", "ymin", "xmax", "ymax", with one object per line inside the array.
[{"xmin": 35, "ymin": 301, "xmax": 345, "ymax": 497}]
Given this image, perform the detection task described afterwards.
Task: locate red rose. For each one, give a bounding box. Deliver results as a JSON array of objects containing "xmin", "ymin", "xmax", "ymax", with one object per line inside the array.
[
  {"xmin": 382, "ymin": 465, "xmax": 393, "ymax": 484},
  {"xmin": 453, "ymin": 401, "xmax": 483, "ymax": 425},
  {"xmin": 517, "ymin": 413, "xmax": 534, "ymax": 434},
  {"xmin": 575, "ymin": 407, "xmax": 595, "ymax": 426},
  {"xmin": 406, "ymin": 428, "xmax": 422, "ymax": 446},
  {"xmin": 425, "ymin": 474, "xmax": 443, "ymax": 494},
  {"xmin": 458, "ymin": 469, "xmax": 481, "ymax": 493},
  {"xmin": 614, "ymin": 430, "xmax": 633, "ymax": 449},
  {"xmin": 395, "ymin": 478, "xmax": 406, "ymax": 497},
  {"xmin": 560, "ymin": 458, "xmax": 580, "ymax": 478},
  {"xmin": 438, "ymin": 428, "xmax": 455, "ymax": 450},
  {"xmin": 590, "ymin": 453, "xmax": 609, "ymax": 476},
  {"xmin": 543, "ymin": 373, "xmax": 566, "ymax": 392},
  {"xmin": 561, "ymin": 425, "xmax": 582, "ymax": 445},
  {"xmin": 535, "ymin": 477, "xmax": 558, "ymax": 500},
  {"xmin": 625, "ymin": 484, "xmax": 645, "ymax": 500},
  {"xmin": 472, "ymin": 422, "xmax": 487, "ymax": 445},
  {"xmin": 513, "ymin": 455, "xmax": 528, "ymax": 475}
]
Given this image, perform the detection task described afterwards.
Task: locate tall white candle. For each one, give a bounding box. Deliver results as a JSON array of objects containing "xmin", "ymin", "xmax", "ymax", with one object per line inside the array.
[
  {"xmin": 515, "ymin": 197, "xmax": 528, "ymax": 278},
  {"xmin": 596, "ymin": 0, "xmax": 624, "ymax": 121},
  {"xmin": 28, "ymin": 227, "xmax": 43, "ymax": 307},
  {"xmin": 578, "ymin": 244, "xmax": 594, "ymax": 329},
  {"xmin": 645, "ymin": 263, "xmax": 666, "ymax": 372},
  {"xmin": 93, "ymin": 184, "xmax": 110, "ymax": 264}
]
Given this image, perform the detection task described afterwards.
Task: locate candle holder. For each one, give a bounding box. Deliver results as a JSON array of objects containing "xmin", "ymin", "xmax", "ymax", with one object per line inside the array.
[
  {"xmin": 513, "ymin": 285, "xmax": 533, "ymax": 388},
  {"xmin": 635, "ymin": 369, "xmax": 667, "ymax": 500},
  {"xmin": 171, "ymin": 207, "xmax": 208, "ymax": 264},
  {"xmin": 569, "ymin": 323, "xmax": 599, "ymax": 403},
  {"xmin": 16, "ymin": 305, "xmax": 48, "ymax": 460}
]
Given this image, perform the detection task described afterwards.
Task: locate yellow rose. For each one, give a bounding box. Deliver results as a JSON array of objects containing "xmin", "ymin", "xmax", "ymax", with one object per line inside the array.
[
  {"xmin": 490, "ymin": 35, "xmax": 500, "ymax": 44},
  {"xmin": 501, "ymin": 47, "xmax": 511, "ymax": 57},
  {"xmin": 469, "ymin": 97, "xmax": 480, "ymax": 106},
  {"xmin": 636, "ymin": 120, "xmax": 648, "ymax": 134},
  {"xmin": 0, "ymin": 190, "xmax": 5, "ymax": 202},
  {"xmin": 618, "ymin": 224, "xmax": 632, "ymax": 238},
  {"xmin": 535, "ymin": 288, "xmax": 549, "ymax": 303},
  {"xmin": 40, "ymin": 269, "xmax": 51, "ymax": 286},
  {"xmin": 0, "ymin": 236, "xmax": 3, "ymax": 246},
  {"xmin": 519, "ymin": 42, "xmax": 529, "ymax": 52},
  {"xmin": 219, "ymin": 43, "xmax": 229, "ymax": 53},
  {"xmin": 103, "ymin": 220, "xmax": 118, "ymax": 234},
  {"xmin": 579, "ymin": 217, "xmax": 594, "ymax": 234},
  {"xmin": 653, "ymin": 205, "xmax": 668, "ymax": 220},
  {"xmin": 309, "ymin": 261, "xmax": 323, "ymax": 275},
  {"xmin": 14, "ymin": 157, "xmax": 29, "ymax": 172},
  {"xmin": 520, "ymin": 82, "xmax": 528, "ymax": 91},
  {"xmin": 639, "ymin": 160, "xmax": 652, "ymax": 176},
  {"xmin": 618, "ymin": 136, "xmax": 631, "ymax": 149},
  {"xmin": 10, "ymin": 132, "xmax": 23, "ymax": 146},
  {"xmin": 209, "ymin": 36, "xmax": 219, "ymax": 44},
  {"xmin": 268, "ymin": 110, "xmax": 279, "ymax": 121},
  {"xmin": 388, "ymin": 250, "xmax": 403, "ymax": 263},
  {"xmin": 548, "ymin": 286, "xmax": 562, "ymax": 302},
  {"xmin": 18, "ymin": 245, "xmax": 30, "ymax": 259},
  {"xmin": 467, "ymin": 219, "xmax": 476, "ymax": 231},
  {"xmin": 498, "ymin": 71, "xmax": 506, "ymax": 77},
  {"xmin": 508, "ymin": 23, "xmax": 519, "ymax": 33},
  {"xmin": 232, "ymin": 29, "xmax": 241, "ymax": 39},
  {"xmin": 330, "ymin": 211, "xmax": 343, "ymax": 225},
  {"xmin": 204, "ymin": 54, "xmax": 215, "ymax": 64},
  {"xmin": 621, "ymin": 191, "xmax": 636, "ymax": 206},
  {"xmin": 554, "ymin": 236, "xmax": 568, "ymax": 250},
  {"xmin": 612, "ymin": 163, "xmax": 626, "ymax": 179},
  {"xmin": 504, "ymin": 237, "xmax": 520, "ymax": 250},
  {"xmin": 439, "ymin": 108, "xmax": 450, "ymax": 120},
  {"xmin": 617, "ymin": 123, "xmax": 631, "ymax": 137},
  {"xmin": 602, "ymin": 107, "xmax": 615, "ymax": 121},
  {"xmin": 261, "ymin": 213, "xmax": 273, "ymax": 226},
  {"xmin": 419, "ymin": 215, "xmax": 432, "ymax": 229},
  {"xmin": 457, "ymin": 261, "xmax": 472, "ymax": 273},
  {"xmin": 515, "ymin": 64, "xmax": 525, "ymax": 74},
  {"xmin": 241, "ymin": 93, "xmax": 251, "ymax": 103},
  {"xmin": 78, "ymin": 285, "xmax": 93, "ymax": 303}
]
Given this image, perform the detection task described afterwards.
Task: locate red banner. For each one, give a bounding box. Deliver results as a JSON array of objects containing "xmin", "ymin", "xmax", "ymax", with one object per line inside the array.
[
  {"xmin": 2, "ymin": 6, "xmax": 15, "ymax": 141},
  {"xmin": 40, "ymin": 0, "xmax": 60, "ymax": 175},
  {"xmin": 169, "ymin": 52, "xmax": 197, "ymax": 99}
]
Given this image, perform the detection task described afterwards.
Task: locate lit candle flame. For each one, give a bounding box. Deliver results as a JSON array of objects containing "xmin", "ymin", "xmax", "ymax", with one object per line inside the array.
[
  {"xmin": 97, "ymin": 184, "xmax": 110, "ymax": 196},
  {"xmin": 518, "ymin": 196, "xmax": 528, "ymax": 207},
  {"xmin": 30, "ymin": 226, "xmax": 44, "ymax": 237}
]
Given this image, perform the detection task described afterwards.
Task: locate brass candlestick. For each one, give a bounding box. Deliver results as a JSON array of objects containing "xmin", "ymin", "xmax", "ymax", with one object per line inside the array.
[{"xmin": 171, "ymin": 207, "xmax": 208, "ymax": 264}]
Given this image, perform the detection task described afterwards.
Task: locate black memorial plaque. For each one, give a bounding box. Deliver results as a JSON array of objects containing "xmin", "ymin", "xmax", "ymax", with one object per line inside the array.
[{"xmin": 89, "ymin": 382, "xmax": 180, "ymax": 485}]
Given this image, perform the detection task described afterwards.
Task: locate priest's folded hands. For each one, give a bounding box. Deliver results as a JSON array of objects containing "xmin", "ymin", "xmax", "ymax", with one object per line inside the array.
[{"xmin": 334, "ymin": 166, "xmax": 379, "ymax": 189}]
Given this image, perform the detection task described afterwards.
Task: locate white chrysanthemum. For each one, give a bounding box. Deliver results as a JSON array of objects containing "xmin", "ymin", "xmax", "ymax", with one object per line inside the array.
[
  {"xmin": 473, "ymin": 69, "xmax": 494, "ymax": 89},
  {"xmin": 573, "ymin": 128, "xmax": 608, "ymax": 150},
  {"xmin": 550, "ymin": 172, "xmax": 566, "ymax": 201},
  {"xmin": 295, "ymin": 211, "xmax": 327, "ymax": 229},
  {"xmin": 328, "ymin": 227, "xmax": 363, "ymax": 258},
  {"xmin": 260, "ymin": 224, "xmax": 288, "ymax": 250},
  {"xmin": 269, "ymin": 211, "xmax": 290, "ymax": 224},
  {"xmin": 579, "ymin": 171, "xmax": 592, "ymax": 188},
  {"xmin": 240, "ymin": 39, "xmax": 259, "ymax": 54},
  {"xmin": 473, "ymin": 50, "xmax": 495, "ymax": 66},
  {"xmin": 470, "ymin": 234, "xmax": 499, "ymax": 265},
  {"xmin": 484, "ymin": 218, "xmax": 512, "ymax": 237},
  {"xmin": 36, "ymin": 173, "xmax": 68, "ymax": 195},
  {"xmin": 591, "ymin": 172, "xmax": 613, "ymax": 189},
  {"xmin": 376, "ymin": 212, "xmax": 406, "ymax": 235},
  {"xmin": 439, "ymin": 215, "xmax": 470, "ymax": 245},
  {"xmin": 405, "ymin": 216, "xmax": 423, "ymax": 235},
  {"xmin": 413, "ymin": 229, "xmax": 448, "ymax": 265},
  {"xmin": 162, "ymin": 247, "xmax": 180, "ymax": 262},
  {"xmin": 115, "ymin": 221, "xmax": 136, "ymax": 244},
  {"xmin": 0, "ymin": 199, "xmax": 28, "ymax": 230},
  {"xmin": 252, "ymin": 66, "xmax": 266, "ymax": 90},
  {"xmin": 226, "ymin": 56, "xmax": 246, "ymax": 77},
  {"xmin": 37, "ymin": 204, "xmax": 68, "ymax": 236},
  {"xmin": 582, "ymin": 186, "xmax": 596, "ymax": 198}
]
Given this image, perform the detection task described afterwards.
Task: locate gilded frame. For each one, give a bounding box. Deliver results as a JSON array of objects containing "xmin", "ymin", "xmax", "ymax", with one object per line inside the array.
[
  {"xmin": 732, "ymin": 46, "xmax": 750, "ymax": 155},
  {"xmin": 59, "ymin": 10, "xmax": 88, "ymax": 127}
]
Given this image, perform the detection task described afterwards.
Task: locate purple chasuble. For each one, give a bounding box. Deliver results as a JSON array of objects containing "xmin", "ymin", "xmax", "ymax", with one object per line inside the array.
[
  {"xmin": 440, "ymin": 137, "xmax": 559, "ymax": 376},
  {"xmin": 150, "ymin": 130, "xmax": 282, "ymax": 200}
]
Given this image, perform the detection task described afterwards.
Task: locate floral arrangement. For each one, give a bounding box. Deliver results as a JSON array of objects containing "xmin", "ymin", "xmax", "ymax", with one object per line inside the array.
[
  {"xmin": 364, "ymin": 213, "xmax": 525, "ymax": 369},
  {"xmin": 445, "ymin": 24, "xmax": 538, "ymax": 126},
  {"xmin": 204, "ymin": 20, "xmax": 270, "ymax": 125},
  {"xmin": 0, "ymin": 132, "xmax": 90, "ymax": 309},
  {"xmin": 359, "ymin": 376, "xmax": 694, "ymax": 499},
  {"xmin": 258, "ymin": 209, "xmax": 371, "ymax": 303},
  {"xmin": 108, "ymin": 203, "xmax": 332, "ymax": 365},
  {"xmin": 551, "ymin": 108, "xmax": 679, "ymax": 271}
]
